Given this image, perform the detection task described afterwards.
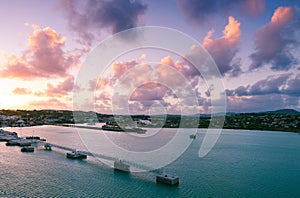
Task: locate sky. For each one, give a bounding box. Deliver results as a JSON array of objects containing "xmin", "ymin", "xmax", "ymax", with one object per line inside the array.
[{"xmin": 0, "ymin": 0, "xmax": 299, "ymax": 114}]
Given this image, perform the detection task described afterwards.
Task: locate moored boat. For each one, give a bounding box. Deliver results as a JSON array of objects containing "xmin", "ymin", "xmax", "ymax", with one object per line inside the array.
[
  {"xmin": 156, "ymin": 173, "xmax": 179, "ymax": 186},
  {"xmin": 26, "ymin": 136, "xmax": 40, "ymax": 140},
  {"xmin": 102, "ymin": 124, "xmax": 146, "ymax": 133},
  {"xmin": 102, "ymin": 124, "xmax": 124, "ymax": 131},
  {"xmin": 18, "ymin": 141, "xmax": 32, "ymax": 146},
  {"xmin": 6, "ymin": 140, "xmax": 19, "ymax": 146},
  {"xmin": 66, "ymin": 150, "xmax": 87, "ymax": 159},
  {"xmin": 21, "ymin": 146, "xmax": 34, "ymax": 152},
  {"xmin": 44, "ymin": 143, "xmax": 52, "ymax": 150}
]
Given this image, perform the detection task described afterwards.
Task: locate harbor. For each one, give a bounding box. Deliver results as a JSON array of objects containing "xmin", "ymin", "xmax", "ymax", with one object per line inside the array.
[
  {"xmin": 59, "ymin": 123, "xmax": 147, "ymax": 134},
  {"xmin": 1, "ymin": 125, "xmax": 300, "ymax": 197},
  {"xmin": 0, "ymin": 128, "xmax": 179, "ymax": 186}
]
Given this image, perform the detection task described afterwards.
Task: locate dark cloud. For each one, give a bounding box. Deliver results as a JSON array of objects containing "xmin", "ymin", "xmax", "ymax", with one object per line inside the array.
[
  {"xmin": 177, "ymin": 0, "xmax": 265, "ymax": 24},
  {"xmin": 249, "ymin": 7, "xmax": 300, "ymax": 71},
  {"xmin": 227, "ymin": 94, "xmax": 289, "ymax": 113},
  {"xmin": 60, "ymin": 0, "xmax": 147, "ymax": 45},
  {"xmin": 282, "ymin": 73, "xmax": 300, "ymax": 96},
  {"xmin": 227, "ymin": 73, "xmax": 300, "ymax": 97}
]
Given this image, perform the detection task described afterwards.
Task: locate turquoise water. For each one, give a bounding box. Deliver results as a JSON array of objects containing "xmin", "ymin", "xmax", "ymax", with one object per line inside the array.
[{"xmin": 1, "ymin": 126, "xmax": 300, "ymax": 197}]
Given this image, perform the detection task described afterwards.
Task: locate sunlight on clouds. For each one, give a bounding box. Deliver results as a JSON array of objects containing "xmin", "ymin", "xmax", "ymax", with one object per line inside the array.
[{"xmin": 271, "ymin": 7, "xmax": 295, "ymax": 25}]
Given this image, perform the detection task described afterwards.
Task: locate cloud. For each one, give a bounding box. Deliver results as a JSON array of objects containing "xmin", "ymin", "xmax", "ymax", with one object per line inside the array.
[
  {"xmin": 228, "ymin": 73, "xmax": 300, "ymax": 97},
  {"xmin": 44, "ymin": 76, "xmax": 75, "ymax": 97},
  {"xmin": 89, "ymin": 78, "xmax": 113, "ymax": 92},
  {"xmin": 227, "ymin": 94, "xmax": 290, "ymax": 113},
  {"xmin": 90, "ymin": 56, "xmax": 206, "ymax": 114},
  {"xmin": 226, "ymin": 73, "xmax": 300, "ymax": 112},
  {"xmin": 28, "ymin": 98, "xmax": 70, "ymax": 110},
  {"xmin": 130, "ymin": 82, "xmax": 170, "ymax": 102},
  {"xmin": 177, "ymin": 0, "xmax": 265, "ymax": 24},
  {"xmin": 159, "ymin": 55, "xmax": 201, "ymax": 81},
  {"xmin": 242, "ymin": 0, "xmax": 266, "ymax": 17},
  {"xmin": 60, "ymin": 0, "xmax": 147, "ymax": 44},
  {"xmin": 127, "ymin": 83, "xmax": 175, "ymax": 114},
  {"xmin": 249, "ymin": 6, "xmax": 300, "ymax": 71},
  {"xmin": 32, "ymin": 76, "xmax": 75, "ymax": 98},
  {"xmin": 202, "ymin": 16, "xmax": 242, "ymax": 76},
  {"xmin": 0, "ymin": 27, "xmax": 78, "ymax": 80},
  {"xmin": 24, "ymin": 22, "xmax": 39, "ymax": 30},
  {"xmin": 111, "ymin": 60, "xmax": 139, "ymax": 80},
  {"xmin": 12, "ymin": 87, "xmax": 32, "ymax": 95},
  {"xmin": 281, "ymin": 73, "xmax": 300, "ymax": 96}
]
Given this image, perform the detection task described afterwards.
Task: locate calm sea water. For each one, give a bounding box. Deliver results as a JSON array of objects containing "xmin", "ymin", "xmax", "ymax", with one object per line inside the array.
[{"xmin": 1, "ymin": 125, "xmax": 300, "ymax": 197}]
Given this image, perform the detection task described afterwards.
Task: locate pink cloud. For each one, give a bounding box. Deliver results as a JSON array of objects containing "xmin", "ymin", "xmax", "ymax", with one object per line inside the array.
[
  {"xmin": 12, "ymin": 87, "xmax": 32, "ymax": 95},
  {"xmin": 95, "ymin": 91, "xmax": 111, "ymax": 103},
  {"xmin": 157, "ymin": 55, "xmax": 200, "ymax": 83},
  {"xmin": 250, "ymin": 6, "xmax": 299, "ymax": 71},
  {"xmin": 130, "ymin": 82, "xmax": 170, "ymax": 102},
  {"xmin": 242, "ymin": 0, "xmax": 266, "ymax": 17},
  {"xmin": 202, "ymin": 16, "xmax": 242, "ymax": 76},
  {"xmin": 271, "ymin": 7, "xmax": 295, "ymax": 25},
  {"xmin": 0, "ymin": 56, "xmax": 39, "ymax": 79},
  {"xmin": 44, "ymin": 76, "xmax": 75, "ymax": 97},
  {"xmin": 28, "ymin": 98, "xmax": 70, "ymax": 110},
  {"xmin": 86, "ymin": 56, "xmax": 212, "ymax": 114},
  {"xmin": 111, "ymin": 60, "xmax": 138, "ymax": 80},
  {"xmin": 0, "ymin": 27, "xmax": 79, "ymax": 79},
  {"xmin": 33, "ymin": 76, "xmax": 75, "ymax": 98},
  {"xmin": 89, "ymin": 78, "xmax": 113, "ymax": 92}
]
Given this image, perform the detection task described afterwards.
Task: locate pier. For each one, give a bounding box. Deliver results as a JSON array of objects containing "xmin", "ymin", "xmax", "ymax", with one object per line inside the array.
[
  {"xmin": 41, "ymin": 142, "xmax": 178, "ymax": 185},
  {"xmin": 1, "ymin": 129, "xmax": 179, "ymax": 186},
  {"xmin": 58, "ymin": 124, "xmax": 103, "ymax": 130}
]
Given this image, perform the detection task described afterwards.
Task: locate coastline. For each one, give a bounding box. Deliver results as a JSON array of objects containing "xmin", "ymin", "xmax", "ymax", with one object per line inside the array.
[{"xmin": 18, "ymin": 124, "xmax": 300, "ymax": 134}]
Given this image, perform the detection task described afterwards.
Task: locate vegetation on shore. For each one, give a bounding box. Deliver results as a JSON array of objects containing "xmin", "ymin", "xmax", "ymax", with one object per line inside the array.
[{"xmin": 0, "ymin": 109, "xmax": 299, "ymax": 133}]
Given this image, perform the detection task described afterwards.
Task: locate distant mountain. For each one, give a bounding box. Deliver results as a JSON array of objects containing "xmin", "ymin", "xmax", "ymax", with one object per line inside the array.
[
  {"xmin": 264, "ymin": 109, "xmax": 300, "ymax": 115},
  {"xmin": 195, "ymin": 112, "xmax": 236, "ymax": 117},
  {"xmin": 193, "ymin": 109, "xmax": 300, "ymax": 117}
]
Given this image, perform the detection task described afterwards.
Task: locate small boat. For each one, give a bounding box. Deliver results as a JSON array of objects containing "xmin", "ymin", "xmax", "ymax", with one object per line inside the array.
[
  {"xmin": 156, "ymin": 173, "xmax": 179, "ymax": 186},
  {"xmin": 18, "ymin": 141, "xmax": 32, "ymax": 146},
  {"xmin": 102, "ymin": 124, "xmax": 123, "ymax": 132},
  {"xmin": 44, "ymin": 143, "xmax": 52, "ymax": 151},
  {"xmin": 66, "ymin": 150, "xmax": 87, "ymax": 159},
  {"xmin": 114, "ymin": 160, "xmax": 130, "ymax": 172},
  {"xmin": 26, "ymin": 136, "xmax": 40, "ymax": 140},
  {"xmin": 21, "ymin": 146, "xmax": 34, "ymax": 152},
  {"xmin": 102, "ymin": 124, "xmax": 146, "ymax": 134},
  {"xmin": 189, "ymin": 134, "xmax": 196, "ymax": 139},
  {"xmin": 6, "ymin": 140, "xmax": 19, "ymax": 146}
]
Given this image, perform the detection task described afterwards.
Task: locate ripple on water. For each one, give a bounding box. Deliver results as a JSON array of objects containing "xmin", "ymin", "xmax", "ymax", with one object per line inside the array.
[{"xmin": 1, "ymin": 126, "xmax": 300, "ymax": 197}]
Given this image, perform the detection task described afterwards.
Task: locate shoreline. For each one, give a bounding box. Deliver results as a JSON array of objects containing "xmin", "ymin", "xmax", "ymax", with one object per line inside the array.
[{"xmin": 3, "ymin": 124, "xmax": 299, "ymax": 135}]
